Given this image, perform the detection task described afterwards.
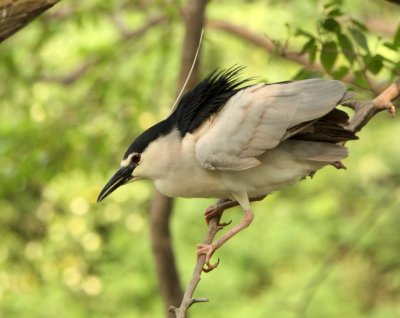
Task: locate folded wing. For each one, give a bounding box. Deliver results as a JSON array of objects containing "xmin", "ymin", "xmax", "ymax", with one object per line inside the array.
[{"xmin": 195, "ymin": 79, "xmax": 347, "ymax": 171}]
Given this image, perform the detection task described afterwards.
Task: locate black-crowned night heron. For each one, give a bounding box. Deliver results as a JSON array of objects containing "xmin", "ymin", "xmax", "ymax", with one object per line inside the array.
[{"xmin": 97, "ymin": 67, "xmax": 357, "ymax": 271}]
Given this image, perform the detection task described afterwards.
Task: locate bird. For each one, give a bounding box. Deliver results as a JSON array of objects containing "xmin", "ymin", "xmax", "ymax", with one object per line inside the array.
[{"xmin": 97, "ymin": 66, "xmax": 358, "ymax": 271}]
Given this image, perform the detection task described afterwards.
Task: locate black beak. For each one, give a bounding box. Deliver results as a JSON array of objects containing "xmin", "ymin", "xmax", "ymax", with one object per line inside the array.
[{"xmin": 97, "ymin": 165, "xmax": 135, "ymax": 202}]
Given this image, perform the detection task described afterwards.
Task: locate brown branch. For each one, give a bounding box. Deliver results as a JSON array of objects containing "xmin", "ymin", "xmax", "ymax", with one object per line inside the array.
[
  {"xmin": 365, "ymin": 18, "xmax": 398, "ymax": 37},
  {"xmin": 150, "ymin": 1, "xmax": 207, "ymax": 317},
  {"xmin": 168, "ymin": 217, "xmax": 220, "ymax": 318},
  {"xmin": 344, "ymin": 77, "xmax": 399, "ymax": 133},
  {"xmin": 0, "ymin": 0, "xmax": 59, "ymax": 43}
]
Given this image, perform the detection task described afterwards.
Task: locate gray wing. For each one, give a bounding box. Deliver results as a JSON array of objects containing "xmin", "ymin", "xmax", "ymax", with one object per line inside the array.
[{"xmin": 195, "ymin": 79, "xmax": 346, "ymax": 171}]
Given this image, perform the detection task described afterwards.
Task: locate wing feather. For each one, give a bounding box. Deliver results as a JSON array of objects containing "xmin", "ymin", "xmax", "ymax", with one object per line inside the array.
[{"xmin": 195, "ymin": 79, "xmax": 346, "ymax": 171}]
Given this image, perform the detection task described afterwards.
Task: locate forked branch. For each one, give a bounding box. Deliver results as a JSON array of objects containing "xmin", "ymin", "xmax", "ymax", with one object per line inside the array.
[
  {"xmin": 168, "ymin": 216, "xmax": 221, "ymax": 318},
  {"xmin": 344, "ymin": 77, "xmax": 399, "ymax": 132}
]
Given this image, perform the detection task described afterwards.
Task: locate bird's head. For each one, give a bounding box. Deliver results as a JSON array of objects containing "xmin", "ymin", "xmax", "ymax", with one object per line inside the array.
[
  {"xmin": 97, "ymin": 151, "xmax": 141, "ymax": 202},
  {"xmin": 97, "ymin": 119, "xmax": 174, "ymax": 202}
]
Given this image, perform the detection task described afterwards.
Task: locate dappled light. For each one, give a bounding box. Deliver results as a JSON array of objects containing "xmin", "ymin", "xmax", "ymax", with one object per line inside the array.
[{"xmin": 1, "ymin": 0, "xmax": 400, "ymax": 317}]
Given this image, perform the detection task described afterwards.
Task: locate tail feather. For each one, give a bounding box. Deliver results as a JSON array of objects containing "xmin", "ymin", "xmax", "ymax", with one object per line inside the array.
[{"xmin": 291, "ymin": 108, "xmax": 358, "ymax": 144}]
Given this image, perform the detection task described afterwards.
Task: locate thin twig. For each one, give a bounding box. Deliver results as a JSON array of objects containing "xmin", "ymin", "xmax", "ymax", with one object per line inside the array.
[{"xmin": 169, "ymin": 216, "xmax": 221, "ymax": 318}]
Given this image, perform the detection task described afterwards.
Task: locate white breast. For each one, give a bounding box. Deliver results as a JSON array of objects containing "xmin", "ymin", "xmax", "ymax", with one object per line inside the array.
[{"xmin": 147, "ymin": 129, "xmax": 230, "ymax": 198}]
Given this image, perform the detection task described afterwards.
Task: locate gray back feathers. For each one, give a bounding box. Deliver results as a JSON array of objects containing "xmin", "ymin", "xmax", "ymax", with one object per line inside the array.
[{"xmin": 195, "ymin": 79, "xmax": 353, "ymax": 171}]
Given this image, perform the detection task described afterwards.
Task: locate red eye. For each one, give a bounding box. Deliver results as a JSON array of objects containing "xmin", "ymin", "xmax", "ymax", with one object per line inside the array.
[{"xmin": 131, "ymin": 154, "xmax": 141, "ymax": 164}]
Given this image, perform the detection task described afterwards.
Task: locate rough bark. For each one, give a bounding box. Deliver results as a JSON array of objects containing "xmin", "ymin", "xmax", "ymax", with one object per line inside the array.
[
  {"xmin": 0, "ymin": 0, "xmax": 59, "ymax": 43},
  {"xmin": 149, "ymin": 0, "xmax": 208, "ymax": 317}
]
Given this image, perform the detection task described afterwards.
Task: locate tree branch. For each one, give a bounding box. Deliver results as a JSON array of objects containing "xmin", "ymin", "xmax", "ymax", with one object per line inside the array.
[
  {"xmin": 344, "ymin": 77, "xmax": 399, "ymax": 132},
  {"xmin": 168, "ymin": 217, "xmax": 220, "ymax": 318},
  {"xmin": 0, "ymin": 0, "xmax": 59, "ymax": 43},
  {"xmin": 150, "ymin": 1, "xmax": 207, "ymax": 317}
]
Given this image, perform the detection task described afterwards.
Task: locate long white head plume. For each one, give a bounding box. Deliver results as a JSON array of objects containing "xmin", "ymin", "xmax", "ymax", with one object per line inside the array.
[{"xmin": 169, "ymin": 28, "xmax": 204, "ymax": 114}]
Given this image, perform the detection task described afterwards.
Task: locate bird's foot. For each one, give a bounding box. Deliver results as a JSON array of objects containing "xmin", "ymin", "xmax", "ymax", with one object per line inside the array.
[
  {"xmin": 197, "ymin": 243, "xmax": 220, "ymax": 272},
  {"xmin": 204, "ymin": 203, "xmax": 232, "ymax": 229}
]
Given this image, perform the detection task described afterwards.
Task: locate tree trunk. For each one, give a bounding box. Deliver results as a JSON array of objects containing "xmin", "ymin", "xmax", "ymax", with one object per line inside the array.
[
  {"xmin": 0, "ymin": 0, "xmax": 59, "ymax": 43},
  {"xmin": 149, "ymin": 0, "xmax": 208, "ymax": 317}
]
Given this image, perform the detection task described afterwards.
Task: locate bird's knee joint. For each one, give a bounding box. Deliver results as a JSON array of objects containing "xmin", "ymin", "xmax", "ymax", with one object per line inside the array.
[{"xmin": 244, "ymin": 210, "xmax": 254, "ymax": 225}]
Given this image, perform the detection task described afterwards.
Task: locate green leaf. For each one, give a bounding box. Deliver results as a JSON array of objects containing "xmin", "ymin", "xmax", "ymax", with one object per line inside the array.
[
  {"xmin": 292, "ymin": 68, "xmax": 319, "ymax": 80},
  {"xmin": 300, "ymin": 39, "xmax": 317, "ymax": 63},
  {"xmin": 393, "ymin": 61, "xmax": 400, "ymax": 75},
  {"xmin": 331, "ymin": 66, "xmax": 349, "ymax": 80},
  {"xmin": 321, "ymin": 18, "xmax": 341, "ymax": 33},
  {"xmin": 324, "ymin": 0, "xmax": 343, "ymax": 9},
  {"xmin": 327, "ymin": 8, "xmax": 344, "ymax": 17},
  {"xmin": 365, "ymin": 55, "xmax": 383, "ymax": 74},
  {"xmin": 379, "ymin": 54, "xmax": 396, "ymax": 65},
  {"xmin": 349, "ymin": 28, "xmax": 369, "ymax": 53},
  {"xmin": 384, "ymin": 41, "xmax": 397, "ymax": 51},
  {"xmin": 308, "ymin": 43, "xmax": 317, "ymax": 64},
  {"xmin": 350, "ymin": 19, "xmax": 368, "ymax": 32},
  {"xmin": 393, "ymin": 23, "xmax": 400, "ymax": 48},
  {"xmin": 337, "ymin": 33, "xmax": 356, "ymax": 64},
  {"xmin": 301, "ymin": 39, "xmax": 315, "ymax": 54},
  {"xmin": 320, "ymin": 41, "xmax": 338, "ymax": 72},
  {"xmin": 353, "ymin": 70, "xmax": 369, "ymax": 89},
  {"xmin": 295, "ymin": 28, "xmax": 314, "ymax": 38}
]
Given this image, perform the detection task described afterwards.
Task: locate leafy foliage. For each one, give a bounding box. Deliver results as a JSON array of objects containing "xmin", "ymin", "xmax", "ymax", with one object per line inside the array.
[
  {"xmin": 296, "ymin": 0, "xmax": 399, "ymax": 86},
  {"xmin": 0, "ymin": 0, "xmax": 399, "ymax": 317}
]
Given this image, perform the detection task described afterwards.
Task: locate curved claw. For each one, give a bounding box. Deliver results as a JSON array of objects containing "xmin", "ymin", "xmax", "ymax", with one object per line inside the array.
[
  {"xmin": 197, "ymin": 243, "xmax": 220, "ymax": 273},
  {"xmin": 387, "ymin": 103, "xmax": 396, "ymax": 117},
  {"xmin": 203, "ymin": 258, "xmax": 220, "ymax": 273},
  {"xmin": 217, "ymin": 219, "xmax": 232, "ymax": 231}
]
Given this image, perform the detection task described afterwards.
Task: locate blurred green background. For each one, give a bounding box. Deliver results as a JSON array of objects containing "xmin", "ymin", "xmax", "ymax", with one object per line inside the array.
[{"xmin": 1, "ymin": 0, "xmax": 400, "ymax": 317}]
